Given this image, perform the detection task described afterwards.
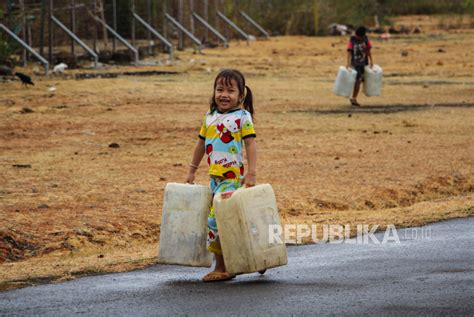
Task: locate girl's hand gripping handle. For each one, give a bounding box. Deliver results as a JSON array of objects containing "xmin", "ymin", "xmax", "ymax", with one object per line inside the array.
[
  {"xmin": 242, "ymin": 171, "xmax": 256, "ymax": 187},
  {"xmin": 186, "ymin": 169, "xmax": 196, "ymax": 184}
]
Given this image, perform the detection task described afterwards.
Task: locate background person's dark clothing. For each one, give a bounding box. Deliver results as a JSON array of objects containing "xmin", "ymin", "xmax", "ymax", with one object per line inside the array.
[{"xmin": 347, "ymin": 36, "xmax": 372, "ymax": 67}]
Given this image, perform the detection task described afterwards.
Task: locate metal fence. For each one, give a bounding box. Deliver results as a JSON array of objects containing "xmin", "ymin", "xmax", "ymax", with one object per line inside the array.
[{"xmin": 0, "ymin": 0, "xmax": 269, "ymax": 69}]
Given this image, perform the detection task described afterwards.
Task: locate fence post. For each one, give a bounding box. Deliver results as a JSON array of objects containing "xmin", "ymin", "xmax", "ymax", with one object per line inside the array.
[
  {"xmin": 147, "ymin": 0, "xmax": 153, "ymax": 55},
  {"xmin": 178, "ymin": 0, "xmax": 184, "ymax": 50},
  {"xmin": 131, "ymin": 0, "xmax": 136, "ymax": 48},
  {"xmin": 48, "ymin": 0, "xmax": 53, "ymax": 64},
  {"xmin": 189, "ymin": 0, "xmax": 195, "ymax": 34},
  {"xmin": 93, "ymin": 0, "xmax": 98, "ymax": 53},
  {"xmin": 112, "ymin": 0, "xmax": 117, "ymax": 52},
  {"xmin": 70, "ymin": 0, "xmax": 76, "ymax": 58},
  {"xmin": 20, "ymin": 0, "xmax": 27, "ymax": 66},
  {"xmin": 40, "ymin": 0, "xmax": 46, "ymax": 56}
]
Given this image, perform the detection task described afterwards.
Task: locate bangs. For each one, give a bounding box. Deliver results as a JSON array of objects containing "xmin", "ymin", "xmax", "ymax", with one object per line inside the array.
[{"xmin": 214, "ymin": 70, "xmax": 241, "ymax": 89}]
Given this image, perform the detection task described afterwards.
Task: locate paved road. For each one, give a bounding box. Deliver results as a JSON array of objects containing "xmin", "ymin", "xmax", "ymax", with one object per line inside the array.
[{"xmin": 1, "ymin": 218, "xmax": 473, "ymax": 316}]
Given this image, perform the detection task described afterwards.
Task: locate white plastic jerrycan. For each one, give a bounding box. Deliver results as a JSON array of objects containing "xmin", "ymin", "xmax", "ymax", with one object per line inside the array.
[
  {"xmin": 333, "ymin": 66, "xmax": 357, "ymax": 98},
  {"xmin": 213, "ymin": 184, "xmax": 288, "ymax": 275},
  {"xmin": 157, "ymin": 183, "xmax": 213, "ymax": 267},
  {"xmin": 363, "ymin": 64, "xmax": 383, "ymax": 96}
]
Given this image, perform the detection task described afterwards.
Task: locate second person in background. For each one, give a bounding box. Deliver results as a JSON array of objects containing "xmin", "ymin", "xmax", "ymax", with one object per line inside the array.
[{"xmin": 347, "ymin": 26, "xmax": 374, "ymax": 107}]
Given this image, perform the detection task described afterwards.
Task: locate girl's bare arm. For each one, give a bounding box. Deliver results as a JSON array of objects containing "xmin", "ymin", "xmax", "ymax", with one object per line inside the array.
[
  {"xmin": 243, "ymin": 137, "xmax": 257, "ymax": 187},
  {"xmin": 186, "ymin": 138, "xmax": 205, "ymax": 184},
  {"xmin": 347, "ymin": 51, "xmax": 352, "ymax": 69}
]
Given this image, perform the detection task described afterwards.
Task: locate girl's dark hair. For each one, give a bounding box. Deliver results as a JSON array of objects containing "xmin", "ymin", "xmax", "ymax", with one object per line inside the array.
[
  {"xmin": 210, "ymin": 69, "xmax": 254, "ymax": 118},
  {"xmin": 355, "ymin": 26, "xmax": 367, "ymax": 37}
]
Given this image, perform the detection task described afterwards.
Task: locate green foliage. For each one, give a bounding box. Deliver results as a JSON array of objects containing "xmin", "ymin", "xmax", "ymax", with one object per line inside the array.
[
  {"xmin": 248, "ymin": 0, "xmax": 317, "ymax": 35},
  {"xmin": 0, "ymin": 8, "xmax": 20, "ymax": 66},
  {"xmin": 0, "ymin": 37, "xmax": 18, "ymax": 66},
  {"xmin": 231, "ymin": 0, "xmax": 473, "ymax": 35},
  {"xmin": 98, "ymin": 0, "xmax": 474, "ymax": 38},
  {"xmin": 463, "ymin": 0, "xmax": 474, "ymax": 15}
]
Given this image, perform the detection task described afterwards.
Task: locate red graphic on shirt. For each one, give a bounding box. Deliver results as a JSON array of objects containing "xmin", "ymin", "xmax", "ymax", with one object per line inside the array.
[
  {"xmin": 206, "ymin": 144, "xmax": 213, "ymax": 154},
  {"xmin": 223, "ymin": 171, "xmax": 236, "ymax": 179},
  {"xmin": 208, "ymin": 231, "xmax": 215, "ymax": 240},
  {"xmin": 217, "ymin": 123, "xmax": 234, "ymax": 144},
  {"xmin": 206, "ymin": 144, "xmax": 213, "ymax": 165}
]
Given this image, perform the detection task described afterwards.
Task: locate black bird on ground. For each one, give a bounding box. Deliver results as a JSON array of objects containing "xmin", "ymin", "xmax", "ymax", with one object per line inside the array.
[{"xmin": 15, "ymin": 72, "xmax": 35, "ymax": 87}]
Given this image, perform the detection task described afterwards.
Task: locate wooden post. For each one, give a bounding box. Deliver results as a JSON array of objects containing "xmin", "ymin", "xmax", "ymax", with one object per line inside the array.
[
  {"xmin": 20, "ymin": 0, "xmax": 27, "ymax": 66},
  {"xmin": 203, "ymin": 0, "xmax": 209, "ymax": 42},
  {"xmin": 189, "ymin": 0, "xmax": 195, "ymax": 34},
  {"xmin": 214, "ymin": 0, "xmax": 219, "ymax": 31},
  {"xmin": 27, "ymin": 18, "xmax": 32, "ymax": 56},
  {"xmin": 48, "ymin": 0, "xmax": 53, "ymax": 64},
  {"xmin": 178, "ymin": 0, "xmax": 184, "ymax": 50},
  {"xmin": 131, "ymin": 0, "xmax": 136, "ymax": 48},
  {"xmin": 93, "ymin": 0, "xmax": 98, "ymax": 53},
  {"xmin": 147, "ymin": 0, "xmax": 152, "ymax": 55},
  {"xmin": 151, "ymin": 0, "xmax": 157, "ymax": 55},
  {"xmin": 70, "ymin": 0, "xmax": 76, "ymax": 57},
  {"xmin": 97, "ymin": 0, "xmax": 109, "ymax": 50},
  {"xmin": 40, "ymin": 0, "xmax": 46, "ymax": 56},
  {"xmin": 112, "ymin": 0, "xmax": 117, "ymax": 52},
  {"xmin": 313, "ymin": 0, "xmax": 320, "ymax": 35},
  {"xmin": 162, "ymin": 0, "xmax": 168, "ymax": 51}
]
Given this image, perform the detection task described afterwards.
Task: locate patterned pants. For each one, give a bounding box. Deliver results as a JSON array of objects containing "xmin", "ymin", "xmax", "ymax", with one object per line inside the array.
[{"xmin": 207, "ymin": 176, "xmax": 242, "ymax": 255}]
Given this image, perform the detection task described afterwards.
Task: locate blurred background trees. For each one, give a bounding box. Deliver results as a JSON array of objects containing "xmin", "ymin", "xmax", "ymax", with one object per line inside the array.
[
  {"xmin": 0, "ymin": 0, "xmax": 473, "ymax": 65},
  {"xmin": 1, "ymin": 0, "xmax": 473, "ymax": 36},
  {"xmin": 239, "ymin": 0, "xmax": 474, "ymax": 35}
]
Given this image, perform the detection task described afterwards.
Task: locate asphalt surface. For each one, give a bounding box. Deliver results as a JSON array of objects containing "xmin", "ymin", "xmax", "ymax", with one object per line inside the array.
[{"xmin": 1, "ymin": 218, "xmax": 473, "ymax": 316}]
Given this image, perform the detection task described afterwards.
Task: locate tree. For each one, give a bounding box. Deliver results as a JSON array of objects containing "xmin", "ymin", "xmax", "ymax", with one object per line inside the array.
[
  {"xmin": 313, "ymin": 0, "xmax": 320, "ymax": 34},
  {"xmin": 96, "ymin": 0, "xmax": 109, "ymax": 50},
  {"xmin": 0, "ymin": 7, "xmax": 18, "ymax": 67}
]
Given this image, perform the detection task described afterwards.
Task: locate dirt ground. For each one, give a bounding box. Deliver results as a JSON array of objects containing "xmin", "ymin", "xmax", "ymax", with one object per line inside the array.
[{"xmin": 1, "ymin": 15, "xmax": 473, "ymax": 290}]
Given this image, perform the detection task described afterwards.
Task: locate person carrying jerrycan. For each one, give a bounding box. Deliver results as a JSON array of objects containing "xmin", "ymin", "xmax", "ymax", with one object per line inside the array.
[
  {"xmin": 347, "ymin": 26, "xmax": 374, "ymax": 106},
  {"xmin": 186, "ymin": 69, "xmax": 257, "ymax": 282}
]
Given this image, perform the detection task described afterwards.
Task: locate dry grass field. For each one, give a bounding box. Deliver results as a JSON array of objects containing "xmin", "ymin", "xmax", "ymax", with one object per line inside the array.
[{"xmin": 1, "ymin": 15, "xmax": 473, "ymax": 290}]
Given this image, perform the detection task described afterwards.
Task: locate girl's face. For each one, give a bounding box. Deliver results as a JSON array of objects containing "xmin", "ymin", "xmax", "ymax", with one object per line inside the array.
[{"xmin": 214, "ymin": 77, "xmax": 242, "ymax": 112}]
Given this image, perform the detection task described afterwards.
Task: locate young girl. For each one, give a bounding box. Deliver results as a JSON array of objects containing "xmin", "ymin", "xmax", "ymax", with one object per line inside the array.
[{"xmin": 186, "ymin": 69, "xmax": 257, "ymax": 282}]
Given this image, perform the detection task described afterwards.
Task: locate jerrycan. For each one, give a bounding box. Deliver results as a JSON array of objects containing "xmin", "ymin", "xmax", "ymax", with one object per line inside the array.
[
  {"xmin": 157, "ymin": 183, "xmax": 213, "ymax": 267},
  {"xmin": 363, "ymin": 64, "xmax": 383, "ymax": 96},
  {"xmin": 214, "ymin": 184, "xmax": 288, "ymax": 275},
  {"xmin": 333, "ymin": 66, "xmax": 357, "ymax": 98}
]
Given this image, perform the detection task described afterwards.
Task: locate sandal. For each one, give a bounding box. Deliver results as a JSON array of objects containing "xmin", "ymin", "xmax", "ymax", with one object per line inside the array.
[
  {"xmin": 202, "ymin": 271, "xmax": 236, "ymax": 282},
  {"xmin": 350, "ymin": 99, "xmax": 361, "ymax": 107}
]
